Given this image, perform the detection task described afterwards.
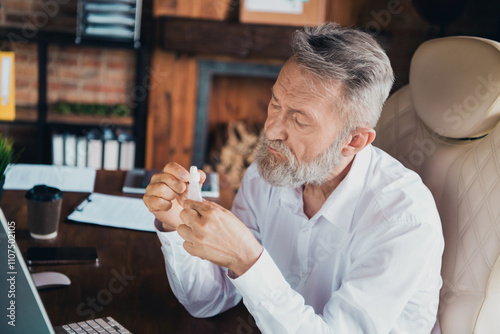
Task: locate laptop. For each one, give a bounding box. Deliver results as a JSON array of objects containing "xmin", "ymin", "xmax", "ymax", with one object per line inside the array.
[{"xmin": 0, "ymin": 208, "xmax": 132, "ymax": 334}]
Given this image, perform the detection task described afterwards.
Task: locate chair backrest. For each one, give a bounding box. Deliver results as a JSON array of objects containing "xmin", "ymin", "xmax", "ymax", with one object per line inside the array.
[{"xmin": 374, "ymin": 36, "xmax": 500, "ymax": 334}]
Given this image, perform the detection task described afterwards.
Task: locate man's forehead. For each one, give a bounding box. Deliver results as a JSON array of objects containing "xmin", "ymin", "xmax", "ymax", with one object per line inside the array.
[{"xmin": 273, "ymin": 61, "xmax": 342, "ymax": 100}]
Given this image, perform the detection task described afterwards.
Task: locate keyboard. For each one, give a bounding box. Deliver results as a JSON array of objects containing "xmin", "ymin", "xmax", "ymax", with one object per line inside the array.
[{"xmin": 58, "ymin": 316, "xmax": 131, "ymax": 334}]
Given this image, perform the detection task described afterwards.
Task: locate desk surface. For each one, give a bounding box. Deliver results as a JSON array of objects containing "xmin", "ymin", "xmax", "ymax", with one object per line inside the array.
[{"xmin": 1, "ymin": 170, "xmax": 259, "ymax": 334}]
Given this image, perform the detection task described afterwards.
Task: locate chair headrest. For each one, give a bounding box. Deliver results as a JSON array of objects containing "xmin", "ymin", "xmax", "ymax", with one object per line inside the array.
[{"xmin": 409, "ymin": 36, "xmax": 500, "ymax": 138}]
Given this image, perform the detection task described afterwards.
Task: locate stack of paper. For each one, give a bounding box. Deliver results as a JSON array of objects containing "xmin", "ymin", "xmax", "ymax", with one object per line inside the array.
[
  {"xmin": 4, "ymin": 164, "xmax": 96, "ymax": 192},
  {"xmin": 67, "ymin": 193, "xmax": 155, "ymax": 232}
]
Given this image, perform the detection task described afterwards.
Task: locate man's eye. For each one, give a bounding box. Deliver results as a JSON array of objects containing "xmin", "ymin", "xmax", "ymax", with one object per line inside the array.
[
  {"xmin": 296, "ymin": 120, "xmax": 307, "ymax": 128},
  {"xmin": 293, "ymin": 114, "xmax": 308, "ymax": 128}
]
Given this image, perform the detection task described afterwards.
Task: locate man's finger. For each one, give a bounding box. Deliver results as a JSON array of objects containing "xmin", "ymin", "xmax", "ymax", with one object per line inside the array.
[
  {"xmin": 145, "ymin": 181, "xmax": 179, "ymax": 201},
  {"xmin": 199, "ymin": 170, "xmax": 207, "ymax": 185},
  {"xmin": 184, "ymin": 199, "xmax": 230, "ymax": 217},
  {"xmin": 177, "ymin": 223, "xmax": 193, "ymax": 238},
  {"xmin": 149, "ymin": 172, "xmax": 188, "ymax": 195},
  {"xmin": 183, "ymin": 199, "xmax": 218, "ymax": 216},
  {"xmin": 162, "ymin": 162, "xmax": 190, "ymax": 182},
  {"xmin": 143, "ymin": 194, "xmax": 173, "ymax": 212},
  {"xmin": 179, "ymin": 207, "xmax": 201, "ymax": 227}
]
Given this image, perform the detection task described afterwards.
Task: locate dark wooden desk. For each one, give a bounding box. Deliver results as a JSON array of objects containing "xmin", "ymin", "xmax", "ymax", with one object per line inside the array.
[{"xmin": 1, "ymin": 170, "xmax": 259, "ymax": 334}]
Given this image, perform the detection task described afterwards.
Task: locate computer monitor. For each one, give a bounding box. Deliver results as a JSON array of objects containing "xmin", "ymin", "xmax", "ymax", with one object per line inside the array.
[{"xmin": 0, "ymin": 208, "xmax": 55, "ymax": 334}]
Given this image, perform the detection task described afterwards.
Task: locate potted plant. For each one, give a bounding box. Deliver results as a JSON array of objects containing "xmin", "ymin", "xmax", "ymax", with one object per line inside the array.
[{"xmin": 0, "ymin": 134, "xmax": 21, "ymax": 203}]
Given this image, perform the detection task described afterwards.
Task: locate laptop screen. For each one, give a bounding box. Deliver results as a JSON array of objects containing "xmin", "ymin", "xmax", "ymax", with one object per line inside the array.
[{"xmin": 0, "ymin": 208, "xmax": 55, "ymax": 334}]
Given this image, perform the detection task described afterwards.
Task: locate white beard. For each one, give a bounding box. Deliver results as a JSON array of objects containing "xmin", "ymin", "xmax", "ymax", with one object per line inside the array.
[{"xmin": 255, "ymin": 131, "xmax": 345, "ymax": 188}]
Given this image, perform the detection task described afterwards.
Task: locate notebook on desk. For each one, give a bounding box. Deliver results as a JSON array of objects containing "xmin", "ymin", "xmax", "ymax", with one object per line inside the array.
[{"xmin": 0, "ymin": 209, "xmax": 133, "ymax": 334}]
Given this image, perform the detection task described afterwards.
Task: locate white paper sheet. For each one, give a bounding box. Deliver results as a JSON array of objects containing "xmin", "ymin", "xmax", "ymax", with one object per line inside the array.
[
  {"xmin": 4, "ymin": 164, "xmax": 96, "ymax": 193},
  {"xmin": 67, "ymin": 193, "xmax": 155, "ymax": 232},
  {"xmin": 1, "ymin": 56, "xmax": 12, "ymax": 106},
  {"xmin": 245, "ymin": 0, "xmax": 304, "ymax": 14}
]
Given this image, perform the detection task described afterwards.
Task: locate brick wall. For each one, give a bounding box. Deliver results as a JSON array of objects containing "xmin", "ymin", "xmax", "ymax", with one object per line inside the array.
[
  {"xmin": 12, "ymin": 42, "xmax": 38, "ymax": 106},
  {"xmin": 47, "ymin": 46, "xmax": 136, "ymax": 106},
  {"xmin": 1, "ymin": 0, "xmax": 137, "ymax": 108}
]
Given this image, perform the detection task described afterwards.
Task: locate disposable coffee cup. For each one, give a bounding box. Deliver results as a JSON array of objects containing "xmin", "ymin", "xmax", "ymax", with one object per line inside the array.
[{"xmin": 25, "ymin": 185, "xmax": 63, "ymax": 240}]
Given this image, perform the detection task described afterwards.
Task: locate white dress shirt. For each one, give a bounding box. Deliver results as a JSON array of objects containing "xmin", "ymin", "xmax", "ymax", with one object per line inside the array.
[{"xmin": 156, "ymin": 145, "xmax": 444, "ymax": 334}]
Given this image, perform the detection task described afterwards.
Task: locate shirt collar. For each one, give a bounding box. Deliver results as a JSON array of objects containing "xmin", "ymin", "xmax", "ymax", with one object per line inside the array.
[
  {"xmin": 319, "ymin": 145, "xmax": 372, "ymax": 231},
  {"xmin": 279, "ymin": 145, "xmax": 373, "ymax": 231}
]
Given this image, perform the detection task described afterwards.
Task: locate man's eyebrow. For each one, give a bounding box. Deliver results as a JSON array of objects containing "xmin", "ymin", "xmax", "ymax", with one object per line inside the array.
[
  {"xmin": 289, "ymin": 107, "xmax": 311, "ymax": 120},
  {"xmin": 270, "ymin": 88, "xmax": 313, "ymax": 121},
  {"xmin": 271, "ymin": 88, "xmax": 278, "ymax": 102}
]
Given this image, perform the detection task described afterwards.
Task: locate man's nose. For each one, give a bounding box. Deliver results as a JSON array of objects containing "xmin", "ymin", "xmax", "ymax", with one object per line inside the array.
[{"xmin": 264, "ymin": 111, "xmax": 287, "ymax": 141}]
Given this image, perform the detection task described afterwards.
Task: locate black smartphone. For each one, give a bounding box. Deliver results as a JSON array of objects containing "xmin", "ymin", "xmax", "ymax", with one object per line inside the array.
[{"xmin": 26, "ymin": 247, "xmax": 98, "ymax": 265}]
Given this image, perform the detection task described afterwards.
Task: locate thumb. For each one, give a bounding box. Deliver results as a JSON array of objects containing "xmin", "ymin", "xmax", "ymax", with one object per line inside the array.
[{"xmin": 199, "ymin": 169, "xmax": 207, "ymax": 186}]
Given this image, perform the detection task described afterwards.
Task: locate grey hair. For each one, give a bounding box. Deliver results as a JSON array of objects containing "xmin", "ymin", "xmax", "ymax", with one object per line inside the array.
[{"xmin": 291, "ymin": 23, "xmax": 394, "ymax": 133}]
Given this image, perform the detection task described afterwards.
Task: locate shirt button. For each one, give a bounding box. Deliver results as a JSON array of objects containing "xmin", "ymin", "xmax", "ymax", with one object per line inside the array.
[
  {"xmin": 164, "ymin": 241, "xmax": 171, "ymax": 247},
  {"xmin": 302, "ymin": 228, "xmax": 310, "ymax": 233},
  {"xmin": 301, "ymin": 272, "xmax": 307, "ymax": 279}
]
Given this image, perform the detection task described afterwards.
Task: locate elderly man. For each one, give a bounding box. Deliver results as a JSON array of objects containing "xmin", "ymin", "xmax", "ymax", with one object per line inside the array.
[{"xmin": 144, "ymin": 23, "xmax": 444, "ymax": 333}]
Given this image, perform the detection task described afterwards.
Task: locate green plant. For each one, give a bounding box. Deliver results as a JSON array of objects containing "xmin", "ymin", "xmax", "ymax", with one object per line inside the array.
[
  {"xmin": 52, "ymin": 102, "xmax": 131, "ymax": 117},
  {"xmin": 0, "ymin": 134, "xmax": 21, "ymax": 180}
]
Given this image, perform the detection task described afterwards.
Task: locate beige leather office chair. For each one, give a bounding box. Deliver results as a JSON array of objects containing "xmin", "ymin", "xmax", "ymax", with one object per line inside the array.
[{"xmin": 374, "ymin": 36, "xmax": 500, "ymax": 334}]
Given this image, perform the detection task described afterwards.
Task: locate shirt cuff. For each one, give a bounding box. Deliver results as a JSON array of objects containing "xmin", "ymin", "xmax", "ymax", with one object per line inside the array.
[
  {"xmin": 154, "ymin": 218, "xmax": 186, "ymax": 254},
  {"xmin": 228, "ymin": 248, "xmax": 290, "ymax": 308}
]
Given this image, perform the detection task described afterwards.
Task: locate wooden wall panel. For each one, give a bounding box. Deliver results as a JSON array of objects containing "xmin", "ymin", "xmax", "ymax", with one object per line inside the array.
[
  {"xmin": 154, "ymin": 0, "xmax": 236, "ymax": 20},
  {"xmin": 146, "ymin": 50, "xmax": 198, "ymax": 170},
  {"xmin": 326, "ymin": 0, "xmax": 368, "ymax": 27},
  {"xmin": 208, "ymin": 75, "xmax": 273, "ymax": 130}
]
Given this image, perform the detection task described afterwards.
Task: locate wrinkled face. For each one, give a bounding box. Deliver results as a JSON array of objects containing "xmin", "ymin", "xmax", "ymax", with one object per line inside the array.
[{"xmin": 256, "ymin": 61, "xmax": 348, "ymax": 188}]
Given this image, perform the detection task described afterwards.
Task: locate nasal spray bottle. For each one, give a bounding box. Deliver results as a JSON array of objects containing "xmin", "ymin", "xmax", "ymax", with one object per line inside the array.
[{"xmin": 187, "ymin": 166, "xmax": 203, "ymax": 202}]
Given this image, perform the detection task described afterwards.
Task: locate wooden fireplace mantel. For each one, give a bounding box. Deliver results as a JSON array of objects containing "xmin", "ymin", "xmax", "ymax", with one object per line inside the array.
[{"xmin": 158, "ymin": 17, "xmax": 298, "ymax": 59}]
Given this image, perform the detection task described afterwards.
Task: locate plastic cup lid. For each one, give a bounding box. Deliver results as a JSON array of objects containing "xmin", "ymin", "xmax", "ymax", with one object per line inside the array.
[{"xmin": 25, "ymin": 184, "xmax": 63, "ymax": 201}]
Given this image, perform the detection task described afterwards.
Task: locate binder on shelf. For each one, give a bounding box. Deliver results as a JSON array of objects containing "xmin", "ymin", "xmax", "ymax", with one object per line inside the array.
[
  {"xmin": 117, "ymin": 130, "xmax": 135, "ymax": 170},
  {"xmin": 87, "ymin": 130, "xmax": 103, "ymax": 169},
  {"xmin": 119, "ymin": 140, "xmax": 135, "ymax": 170},
  {"xmin": 102, "ymin": 128, "xmax": 119, "ymax": 170},
  {"xmin": 51, "ymin": 133, "xmax": 64, "ymax": 166},
  {"xmin": 103, "ymin": 140, "xmax": 119, "ymax": 170},
  {"xmin": 0, "ymin": 51, "xmax": 15, "ymax": 121},
  {"xmin": 76, "ymin": 136, "xmax": 88, "ymax": 167},
  {"xmin": 64, "ymin": 133, "xmax": 77, "ymax": 167}
]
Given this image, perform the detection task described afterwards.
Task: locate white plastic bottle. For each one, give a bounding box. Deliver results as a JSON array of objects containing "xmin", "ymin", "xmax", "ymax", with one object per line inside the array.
[{"xmin": 187, "ymin": 166, "xmax": 203, "ymax": 202}]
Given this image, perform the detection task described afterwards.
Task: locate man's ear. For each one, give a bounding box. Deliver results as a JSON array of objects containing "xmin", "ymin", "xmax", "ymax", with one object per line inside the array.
[{"xmin": 342, "ymin": 128, "xmax": 376, "ymax": 157}]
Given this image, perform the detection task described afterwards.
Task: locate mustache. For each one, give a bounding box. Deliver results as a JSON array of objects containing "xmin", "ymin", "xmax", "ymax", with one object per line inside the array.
[{"xmin": 260, "ymin": 133, "xmax": 292, "ymax": 156}]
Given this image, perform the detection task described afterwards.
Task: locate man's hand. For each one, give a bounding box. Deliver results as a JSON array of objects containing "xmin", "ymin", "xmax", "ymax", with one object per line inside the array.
[
  {"xmin": 143, "ymin": 162, "xmax": 205, "ymax": 232},
  {"xmin": 178, "ymin": 200, "xmax": 263, "ymax": 277}
]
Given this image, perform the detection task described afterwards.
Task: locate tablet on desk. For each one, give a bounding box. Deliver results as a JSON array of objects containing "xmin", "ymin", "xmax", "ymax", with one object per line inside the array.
[{"xmin": 122, "ymin": 168, "xmax": 220, "ymax": 198}]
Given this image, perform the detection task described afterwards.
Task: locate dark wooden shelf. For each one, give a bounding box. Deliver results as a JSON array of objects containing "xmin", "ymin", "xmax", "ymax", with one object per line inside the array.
[
  {"xmin": 158, "ymin": 17, "xmax": 298, "ymax": 59},
  {"xmin": 0, "ymin": 26, "xmax": 140, "ymax": 49},
  {"xmin": 47, "ymin": 113, "xmax": 134, "ymax": 127}
]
